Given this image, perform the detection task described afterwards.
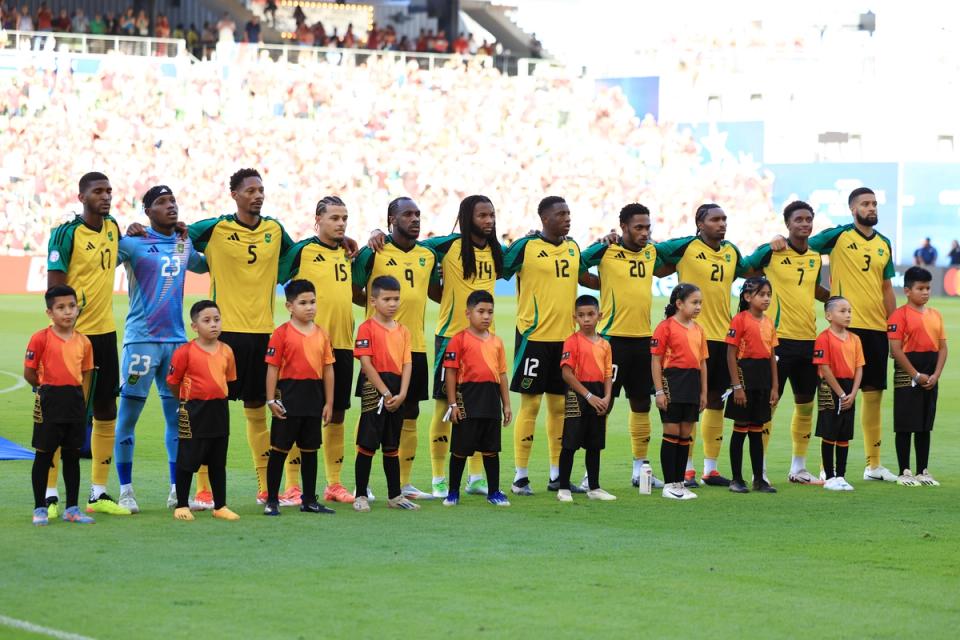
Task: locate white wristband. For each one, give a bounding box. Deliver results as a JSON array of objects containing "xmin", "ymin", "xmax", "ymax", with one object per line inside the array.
[{"xmin": 585, "ymin": 392, "xmax": 593, "ymax": 400}]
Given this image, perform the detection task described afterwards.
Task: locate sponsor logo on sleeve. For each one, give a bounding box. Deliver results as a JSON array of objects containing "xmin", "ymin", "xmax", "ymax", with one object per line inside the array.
[
  {"xmin": 443, "ymin": 351, "xmax": 456, "ymax": 361},
  {"xmin": 887, "ymin": 324, "xmax": 897, "ymax": 332},
  {"xmin": 356, "ymin": 339, "xmax": 370, "ymax": 349}
]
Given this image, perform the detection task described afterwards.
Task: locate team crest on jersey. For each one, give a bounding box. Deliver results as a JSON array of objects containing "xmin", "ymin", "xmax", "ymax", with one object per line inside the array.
[
  {"xmin": 521, "ymin": 377, "xmax": 533, "ymax": 389},
  {"xmin": 265, "ymin": 233, "xmax": 272, "ymax": 244},
  {"xmin": 107, "ymin": 231, "xmax": 114, "ymax": 240},
  {"xmin": 177, "ymin": 243, "xmax": 185, "ymax": 254},
  {"xmin": 644, "ymin": 250, "xmax": 651, "ymax": 260},
  {"xmin": 127, "ymin": 374, "xmax": 140, "ymax": 385},
  {"xmin": 568, "ymin": 248, "xmax": 575, "ymax": 256},
  {"xmin": 356, "ymin": 339, "xmax": 370, "ymax": 349},
  {"xmin": 725, "ymin": 254, "xmax": 731, "ymax": 262},
  {"xmin": 809, "ymin": 259, "xmax": 815, "ymax": 267},
  {"xmin": 419, "ymin": 257, "xmax": 426, "ymax": 266},
  {"xmin": 878, "ymin": 248, "xmax": 884, "ymax": 256}
]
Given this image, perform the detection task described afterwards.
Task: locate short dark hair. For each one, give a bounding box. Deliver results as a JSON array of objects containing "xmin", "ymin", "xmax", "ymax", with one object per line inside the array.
[
  {"xmin": 229, "ymin": 168, "xmax": 262, "ymax": 192},
  {"xmin": 190, "ymin": 299, "xmax": 219, "ymax": 321},
  {"xmin": 45, "ymin": 284, "xmax": 77, "ymax": 309},
  {"xmin": 370, "ymin": 275, "xmax": 400, "ymax": 296},
  {"xmin": 848, "ymin": 187, "xmax": 875, "ymax": 207},
  {"xmin": 78, "ymin": 172, "xmax": 109, "ymax": 193},
  {"xmin": 824, "ymin": 296, "xmax": 848, "ymax": 313},
  {"xmin": 466, "ymin": 289, "xmax": 494, "ymax": 308},
  {"xmin": 537, "ymin": 195, "xmax": 566, "ymax": 216},
  {"xmin": 694, "ymin": 203, "xmax": 723, "ymax": 232},
  {"xmin": 316, "ymin": 195, "xmax": 345, "ymax": 216},
  {"xmin": 904, "ymin": 266, "xmax": 933, "ymax": 288},
  {"xmin": 284, "ymin": 279, "xmax": 316, "ymax": 301},
  {"xmin": 783, "ymin": 200, "xmax": 814, "ymax": 224},
  {"xmin": 575, "ymin": 294, "xmax": 599, "ymax": 309},
  {"xmin": 619, "ymin": 203, "xmax": 650, "ymax": 225}
]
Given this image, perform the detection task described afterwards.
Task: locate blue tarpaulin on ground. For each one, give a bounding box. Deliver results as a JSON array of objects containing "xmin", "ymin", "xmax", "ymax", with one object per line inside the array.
[{"xmin": 0, "ymin": 436, "xmax": 33, "ymax": 460}]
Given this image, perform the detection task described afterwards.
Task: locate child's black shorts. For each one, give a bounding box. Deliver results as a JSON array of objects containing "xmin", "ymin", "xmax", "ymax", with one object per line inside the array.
[
  {"xmin": 815, "ymin": 378, "xmax": 855, "ymax": 441},
  {"xmin": 271, "ymin": 415, "xmax": 323, "ymax": 451},
  {"xmin": 724, "ymin": 389, "xmax": 772, "ymax": 425},
  {"xmin": 658, "ymin": 367, "xmax": 701, "ymax": 424},
  {"xmin": 32, "ymin": 421, "xmax": 85, "ymax": 452},
  {"xmin": 179, "ymin": 398, "xmax": 229, "ymax": 439},
  {"xmin": 892, "ymin": 353, "xmax": 938, "ymax": 433},
  {"xmin": 562, "ymin": 387, "xmax": 607, "ymax": 450},
  {"xmin": 177, "ymin": 435, "xmax": 229, "ymax": 473},
  {"xmin": 355, "ymin": 376, "xmax": 403, "ymax": 452},
  {"xmin": 451, "ymin": 418, "xmax": 501, "ymax": 456}
]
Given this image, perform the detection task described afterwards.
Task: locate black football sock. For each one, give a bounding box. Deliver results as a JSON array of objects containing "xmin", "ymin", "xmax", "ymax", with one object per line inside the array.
[
  {"xmin": 558, "ymin": 447, "xmax": 575, "ymax": 490},
  {"xmin": 209, "ymin": 436, "xmax": 229, "ymax": 510},
  {"xmin": 32, "ymin": 450, "xmax": 53, "ymax": 509},
  {"xmin": 448, "ymin": 454, "xmax": 466, "ymax": 494},
  {"xmin": 821, "ymin": 440, "xmax": 835, "ymax": 479},
  {"xmin": 175, "ymin": 467, "xmax": 193, "ymax": 508},
  {"xmin": 61, "ymin": 448, "xmax": 80, "ymax": 509},
  {"xmin": 729, "ymin": 430, "xmax": 746, "ymax": 484},
  {"xmin": 835, "ymin": 442, "xmax": 849, "ymax": 478},
  {"xmin": 895, "ymin": 432, "xmax": 911, "ymax": 474},
  {"xmin": 300, "ymin": 450, "xmax": 318, "ymax": 502},
  {"xmin": 585, "ymin": 448, "xmax": 600, "ymax": 490},
  {"xmin": 266, "ymin": 449, "xmax": 287, "ymax": 503},
  {"xmin": 660, "ymin": 438, "xmax": 677, "ymax": 484},
  {"xmin": 915, "ymin": 432, "xmax": 931, "ymax": 472},
  {"xmin": 482, "ymin": 454, "xmax": 500, "ymax": 494},
  {"xmin": 383, "ymin": 453, "xmax": 401, "ymax": 499},
  {"xmin": 748, "ymin": 430, "xmax": 764, "ymax": 482},
  {"xmin": 354, "ymin": 452, "xmax": 373, "ymax": 497}
]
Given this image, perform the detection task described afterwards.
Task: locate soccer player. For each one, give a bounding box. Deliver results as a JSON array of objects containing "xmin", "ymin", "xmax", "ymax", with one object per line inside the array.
[
  {"xmin": 501, "ymin": 196, "xmax": 594, "ymax": 495},
  {"xmin": 887, "ymin": 267, "xmax": 947, "ymax": 486},
  {"xmin": 556, "ymin": 295, "xmax": 616, "ymax": 502},
  {"xmin": 352, "ymin": 276, "xmax": 419, "ymax": 512},
  {"xmin": 47, "ymin": 172, "xmax": 130, "ymax": 516},
  {"xmin": 167, "ymin": 300, "xmax": 240, "ymax": 520},
  {"xmin": 263, "ymin": 279, "xmax": 337, "ymax": 515},
  {"xmin": 813, "ymin": 297, "xmax": 864, "ymax": 491},
  {"xmin": 278, "ymin": 196, "xmax": 356, "ymax": 504},
  {"xmin": 580, "ymin": 203, "xmax": 663, "ymax": 488},
  {"xmin": 775, "ymin": 188, "xmax": 898, "ymax": 481},
  {"xmin": 353, "ymin": 198, "xmax": 437, "ymax": 500},
  {"xmin": 656, "ymin": 204, "xmax": 750, "ymax": 487},
  {"xmin": 113, "ymin": 186, "xmax": 207, "ymax": 513},
  {"xmin": 441, "ymin": 290, "xmax": 513, "ymax": 507},
  {"xmin": 745, "ymin": 201, "xmax": 829, "ymax": 484},
  {"xmin": 25, "ymin": 286, "xmax": 95, "ymax": 525}
]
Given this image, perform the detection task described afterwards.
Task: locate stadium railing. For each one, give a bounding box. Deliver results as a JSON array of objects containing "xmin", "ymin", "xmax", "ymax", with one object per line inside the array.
[{"xmin": 0, "ymin": 29, "xmax": 188, "ymax": 58}]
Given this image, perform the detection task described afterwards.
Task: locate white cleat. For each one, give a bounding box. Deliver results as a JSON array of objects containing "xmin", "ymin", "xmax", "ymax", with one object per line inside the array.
[
  {"xmin": 897, "ymin": 470, "xmax": 921, "ymax": 487},
  {"xmin": 863, "ymin": 465, "xmax": 898, "ymax": 482},
  {"xmin": 118, "ymin": 487, "xmax": 140, "ymax": 514},
  {"xmin": 586, "ymin": 488, "xmax": 617, "ymax": 501},
  {"xmin": 823, "ymin": 477, "xmax": 844, "ymax": 491},
  {"xmin": 401, "ymin": 484, "xmax": 435, "ymax": 500},
  {"xmin": 916, "ymin": 469, "xmax": 940, "ymax": 486},
  {"xmin": 835, "ymin": 477, "xmax": 855, "ymax": 491},
  {"xmin": 556, "ymin": 489, "xmax": 574, "ymax": 503},
  {"xmin": 789, "ymin": 469, "xmax": 825, "ymax": 485}
]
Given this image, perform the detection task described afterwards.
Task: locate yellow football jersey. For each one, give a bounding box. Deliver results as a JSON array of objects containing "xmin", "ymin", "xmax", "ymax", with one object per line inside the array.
[
  {"xmin": 279, "ymin": 237, "xmax": 354, "ymax": 350},
  {"xmin": 810, "ymin": 224, "xmax": 894, "ymax": 331},
  {"xmin": 580, "ymin": 241, "xmax": 659, "ymax": 338},
  {"xmin": 656, "ymin": 236, "xmax": 746, "ymax": 342},
  {"xmin": 746, "ymin": 242, "xmax": 822, "ymax": 341},
  {"xmin": 189, "ymin": 215, "xmax": 293, "ymax": 334},
  {"xmin": 353, "ymin": 238, "xmax": 437, "ymax": 353},
  {"xmin": 502, "ymin": 234, "xmax": 582, "ymax": 342},
  {"xmin": 47, "ymin": 215, "xmax": 120, "ymax": 335},
  {"xmin": 423, "ymin": 234, "xmax": 502, "ymax": 338}
]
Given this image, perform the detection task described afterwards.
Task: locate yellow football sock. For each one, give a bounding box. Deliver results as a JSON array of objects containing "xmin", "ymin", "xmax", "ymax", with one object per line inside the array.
[
  {"xmin": 513, "ymin": 394, "xmax": 541, "ymax": 469},
  {"xmin": 244, "ymin": 406, "xmax": 269, "ymax": 493},
  {"xmin": 197, "ymin": 466, "xmax": 210, "ymax": 493},
  {"xmin": 545, "ymin": 393, "xmax": 565, "ymax": 468},
  {"xmin": 700, "ymin": 409, "xmax": 724, "ymax": 460},
  {"xmin": 761, "ymin": 421, "xmax": 773, "ymax": 453},
  {"xmin": 47, "ymin": 447, "xmax": 60, "ymax": 489},
  {"xmin": 468, "ymin": 453, "xmax": 484, "ymax": 476},
  {"xmin": 429, "ymin": 399, "xmax": 451, "ymax": 478},
  {"xmin": 790, "ymin": 401, "xmax": 814, "ymax": 457},
  {"xmin": 399, "ymin": 418, "xmax": 418, "ymax": 486},
  {"xmin": 90, "ymin": 418, "xmax": 116, "ymax": 486},
  {"xmin": 285, "ymin": 445, "xmax": 301, "ymax": 492},
  {"xmin": 322, "ymin": 422, "xmax": 345, "ymax": 485},
  {"xmin": 861, "ymin": 390, "xmax": 883, "ymax": 468},
  {"xmin": 629, "ymin": 411, "xmax": 651, "ymax": 460}
]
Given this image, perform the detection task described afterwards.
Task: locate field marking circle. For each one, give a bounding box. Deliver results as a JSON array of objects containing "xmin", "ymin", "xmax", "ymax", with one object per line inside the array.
[
  {"xmin": 0, "ymin": 614, "xmax": 95, "ymax": 640},
  {"xmin": 0, "ymin": 370, "xmax": 27, "ymax": 394}
]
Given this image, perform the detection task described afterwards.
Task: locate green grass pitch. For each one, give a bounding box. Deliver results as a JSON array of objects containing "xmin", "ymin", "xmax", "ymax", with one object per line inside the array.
[{"xmin": 0, "ymin": 293, "xmax": 958, "ymax": 639}]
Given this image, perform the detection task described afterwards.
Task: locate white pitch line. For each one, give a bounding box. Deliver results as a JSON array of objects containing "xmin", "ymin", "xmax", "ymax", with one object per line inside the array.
[
  {"xmin": 0, "ymin": 370, "xmax": 27, "ymax": 394},
  {"xmin": 0, "ymin": 614, "xmax": 95, "ymax": 640}
]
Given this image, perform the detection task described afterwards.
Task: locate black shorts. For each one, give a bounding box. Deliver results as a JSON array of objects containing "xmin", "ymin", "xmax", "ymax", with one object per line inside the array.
[
  {"xmin": 33, "ymin": 421, "xmax": 85, "ymax": 452},
  {"xmin": 220, "ymin": 332, "xmax": 269, "ymax": 403},
  {"xmin": 776, "ymin": 339, "xmax": 818, "ymax": 398},
  {"xmin": 562, "ymin": 391, "xmax": 607, "ymax": 450},
  {"xmin": 271, "ymin": 415, "xmax": 323, "ymax": 450},
  {"xmin": 510, "ymin": 333, "xmax": 565, "ymax": 395},
  {"xmin": 609, "ymin": 336, "xmax": 652, "ymax": 410},
  {"xmin": 87, "ymin": 332, "xmax": 119, "ymax": 406},
  {"xmin": 331, "ymin": 349, "xmax": 354, "ymax": 411},
  {"xmin": 177, "ymin": 435, "xmax": 229, "ymax": 474},
  {"xmin": 451, "ymin": 418, "xmax": 501, "ymax": 456},
  {"xmin": 407, "ymin": 351, "xmax": 429, "ymax": 406},
  {"xmin": 179, "ymin": 399, "xmax": 229, "ymax": 439},
  {"xmin": 659, "ymin": 402, "xmax": 699, "ymax": 425},
  {"xmin": 724, "ymin": 389, "xmax": 772, "ymax": 425},
  {"xmin": 356, "ymin": 378, "xmax": 403, "ymax": 452},
  {"xmin": 815, "ymin": 379, "xmax": 855, "ymax": 441},
  {"xmin": 892, "ymin": 353, "xmax": 938, "ymax": 433},
  {"xmin": 705, "ymin": 340, "xmax": 731, "ymax": 393},
  {"xmin": 850, "ymin": 328, "xmax": 888, "ymax": 391},
  {"xmin": 432, "ymin": 335, "xmax": 452, "ymax": 400}
]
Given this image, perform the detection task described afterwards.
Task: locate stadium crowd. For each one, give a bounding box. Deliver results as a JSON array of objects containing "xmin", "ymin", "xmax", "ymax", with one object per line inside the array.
[{"xmin": 0, "ymin": 54, "xmax": 778, "ymax": 255}]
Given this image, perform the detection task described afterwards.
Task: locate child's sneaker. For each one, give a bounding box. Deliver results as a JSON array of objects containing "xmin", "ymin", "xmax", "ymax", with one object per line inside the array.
[
  {"xmin": 835, "ymin": 477, "xmax": 855, "ymax": 491},
  {"xmin": 662, "ymin": 482, "xmax": 686, "ymax": 500},
  {"xmin": 823, "ymin": 477, "xmax": 842, "ymax": 491},
  {"xmin": 917, "ymin": 469, "xmax": 940, "ymax": 486},
  {"xmin": 193, "ymin": 490, "xmax": 214, "ymax": 510},
  {"xmin": 32, "ymin": 507, "xmax": 49, "ymax": 526},
  {"xmin": 729, "ymin": 480, "xmax": 749, "ymax": 493},
  {"xmin": 279, "ymin": 485, "xmax": 302, "ymax": 507},
  {"xmin": 557, "ymin": 489, "xmax": 573, "ymax": 503},
  {"xmin": 86, "ymin": 493, "xmax": 131, "ymax": 515},
  {"xmin": 752, "ymin": 479, "xmax": 777, "ymax": 494},
  {"xmin": 212, "ymin": 506, "xmax": 240, "ymax": 520},
  {"xmin": 300, "ymin": 497, "xmax": 335, "ymax": 514},
  {"xmin": 45, "ymin": 497, "xmax": 59, "ymax": 519},
  {"xmin": 353, "ymin": 496, "xmax": 371, "ymax": 512},
  {"xmin": 465, "ymin": 477, "xmax": 488, "ymax": 495},
  {"xmin": 387, "ymin": 495, "xmax": 421, "ymax": 510},
  {"xmin": 263, "ymin": 500, "xmax": 281, "ymax": 516},
  {"xmin": 586, "ymin": 488, "xmax": 617, "ymax": 501},
  {"xmin": 442, "ymin": 491, "xmax": 460, "ymax": 507},
  {"xmin": 511, "ymin": 477, "xmax": 534, "ymax": 496},
  {"xmin": 62, "ymin": 506, "xmax": 95, "ymax": 523},
  {"xmin": 323, "ymin": 483, "xmax": 355, "ymax": 503},
  {"xmin": 173, "ymin": 507, "xmax": 194, "ymax": 521},
  {"xmin": 680, "ymin": 485, "xmax": 698, "ymax": 500},
  {"xmin": 431, "ymin": 479, "xmax": 449, "ymax": 499},
  {"xmin": 401, "ymin": 484, "xmax": 433, "ymax": 500},
  {"xmin": 897, "ymin": 470, "xmax": 921, "ymax": 487},
  {"xmin": 118, "ymin": 487, "xmax": 140, "ymax": 514},
  {"xmin": 487, "ymin": 490, "xmax": 511, "ymax": 507}
]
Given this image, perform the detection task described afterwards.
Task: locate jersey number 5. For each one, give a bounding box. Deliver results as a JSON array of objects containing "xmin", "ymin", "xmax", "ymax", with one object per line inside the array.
[{"xmin": 247, "ymin": 244, "xmax": 257, "ymax": 264}]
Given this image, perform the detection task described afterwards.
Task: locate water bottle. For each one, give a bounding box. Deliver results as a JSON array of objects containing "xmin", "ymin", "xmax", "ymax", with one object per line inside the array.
[{"xmin": 638, "ymin": 462, "xmax": 653, "ymax": 495}]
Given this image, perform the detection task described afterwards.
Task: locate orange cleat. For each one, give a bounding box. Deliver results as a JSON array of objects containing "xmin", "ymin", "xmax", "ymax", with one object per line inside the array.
[
  {"xmin": 174, "ymin": 507, "xmax": 195, "ymax": 521},
  {"xmin": 213, "ymin": 506, "xmax": 240, "ymax": 521},
  {"xmin": 279, "ymin": 485, "xmax": 302, "ymax": 507},
  {"xmin": 323, "ymin": 483, "xmax": 355, "ymax": 503}
]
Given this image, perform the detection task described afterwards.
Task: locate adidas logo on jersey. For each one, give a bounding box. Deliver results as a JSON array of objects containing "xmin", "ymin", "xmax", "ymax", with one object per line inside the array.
[
  {"xmin": 227, "ymin": 232, "xmax": 241, "ymax": 241},
  {"xmin": 847, "ymin": 242, "xmax": 858, "ymax": 250},
  {"xmin": 615, "ymin": 251, "xmax": 626, "ymax": 259},
  {"xmin": 780, "ymin": 257, "xmax": 792, "ymax": 265},
  {"xmin": 313, "ymin": 254, "xmax": 325, "ymax": 262},
  {"xmin": 537, "ymin": 250, "xmax": 549, "ymax": 258},
  {"xmin": 386, "ymin": 258, "xmax": 398, "ymax": 266},
  {"xmin": 85, "ymin": 242, "xmax": 96, "ymax": 251},
  {"xmin": 147, "ymin": 246, "xmax": 160, "ymax": 254},
  {"xmin": 695, "ymin": 252, "xmax": 707, "ymax": 260}
]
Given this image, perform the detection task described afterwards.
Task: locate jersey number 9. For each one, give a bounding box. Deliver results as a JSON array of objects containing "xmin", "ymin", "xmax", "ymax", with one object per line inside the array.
[{"xmin": 404, "ymin": 268, "xmax": 415, "ymax": 287}]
